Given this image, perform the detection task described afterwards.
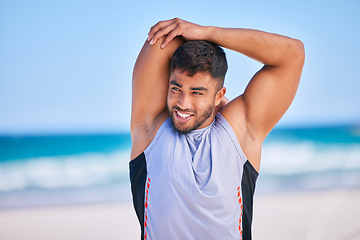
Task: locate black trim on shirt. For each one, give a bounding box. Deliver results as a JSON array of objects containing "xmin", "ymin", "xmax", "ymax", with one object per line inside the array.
[
  {"xmin": 129, "ymin": 152, "xmax": 147, "ymax": 240},
  {"xmin": 241, "ymin": 160, "xmax": 259, "ymax": 240}
]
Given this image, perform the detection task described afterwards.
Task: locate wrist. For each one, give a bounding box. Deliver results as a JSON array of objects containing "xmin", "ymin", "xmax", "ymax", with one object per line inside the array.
[{"xmin": 203, "ymin": 26, "xmax": 215, "ymax": 42}]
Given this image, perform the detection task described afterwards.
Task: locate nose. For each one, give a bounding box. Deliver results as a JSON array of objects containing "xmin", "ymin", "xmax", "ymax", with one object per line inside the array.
[{"xmin": 177, "ymin": 93, "xmax": 192, "ymax": 110}]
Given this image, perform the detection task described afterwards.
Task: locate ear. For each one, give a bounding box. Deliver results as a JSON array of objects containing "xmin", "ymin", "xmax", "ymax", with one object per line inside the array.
[{"xmin": 214, "ymin": 87, "xmax": 226, "ymax": 106}]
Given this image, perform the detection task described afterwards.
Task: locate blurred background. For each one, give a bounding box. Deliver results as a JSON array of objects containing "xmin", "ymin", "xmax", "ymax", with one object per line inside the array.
[{"xmin": 1, "ymin": 0, "xmax": 359, "ymax": 239}]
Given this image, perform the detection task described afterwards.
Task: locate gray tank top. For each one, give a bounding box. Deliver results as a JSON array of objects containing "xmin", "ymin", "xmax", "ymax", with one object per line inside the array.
[{"xmin": 130, "ymin": 113, "xmax": 258, "ymax": 240}]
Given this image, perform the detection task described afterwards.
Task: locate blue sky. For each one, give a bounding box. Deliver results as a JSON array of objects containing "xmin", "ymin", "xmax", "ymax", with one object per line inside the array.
[{"xmin": 1, "ymin": 0, "xmax": 359, "ymax": 134}]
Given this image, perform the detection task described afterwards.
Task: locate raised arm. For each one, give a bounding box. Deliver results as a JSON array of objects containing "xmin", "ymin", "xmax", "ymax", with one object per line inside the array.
[
  {"xmin": 131, "ymin": 34, "xmax": 184, "ymax": 160},
  {"xmin": 148, "ymin": 18, "xmax": 305, "ymax": 170},
  {"xmin": 205, "ymin": 27, "xmax": 305, "ymax": 140}
]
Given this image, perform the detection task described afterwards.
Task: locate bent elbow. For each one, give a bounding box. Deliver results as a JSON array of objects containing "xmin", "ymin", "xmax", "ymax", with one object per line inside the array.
[
  {"xmin": 274, "ymin": 38, "xmax": 305, "ymax": 68},
  {"xmin": 293, "ymin": 39, "xmax": 305, "ymax": 66}
]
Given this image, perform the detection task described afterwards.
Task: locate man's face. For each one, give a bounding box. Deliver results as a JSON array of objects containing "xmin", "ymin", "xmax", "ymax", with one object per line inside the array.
[{"xmin": 167, "ymin": 70, "xmax": 222, "ymax": 134}]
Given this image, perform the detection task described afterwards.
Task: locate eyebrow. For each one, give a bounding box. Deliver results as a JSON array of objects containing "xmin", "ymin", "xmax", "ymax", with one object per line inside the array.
[
  {"xmin": 170, "ymin": 80, "xmax": 182, "ymax": 88},
  {"xmin": 170, "ymin": 80, "xmax": 208, "ymax": 92},
  {"xmin": 190, "ymin": 86, "xmax": 208, "ymax": 92}
]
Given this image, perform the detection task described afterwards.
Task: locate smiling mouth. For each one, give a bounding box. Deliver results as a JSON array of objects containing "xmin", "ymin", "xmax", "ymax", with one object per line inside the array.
[{"xmin": 174, "ymin": 110, "xmax": 193, "ymax": 121}]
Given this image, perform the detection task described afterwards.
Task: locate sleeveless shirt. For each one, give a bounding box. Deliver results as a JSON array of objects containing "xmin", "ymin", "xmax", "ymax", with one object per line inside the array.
[{"xmin": 130, "ymin": 113, "xmax": 258, "ymax": 240}]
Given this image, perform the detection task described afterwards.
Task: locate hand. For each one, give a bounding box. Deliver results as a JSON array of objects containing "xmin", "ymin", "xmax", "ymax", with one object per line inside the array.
[{"xmin": 147, "ymin": 18, "xmax": 207, "ymax": 48}]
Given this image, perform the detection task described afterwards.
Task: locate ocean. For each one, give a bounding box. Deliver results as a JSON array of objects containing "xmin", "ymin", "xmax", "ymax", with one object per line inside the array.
[{"xmin": 1, "ymin": 126, "xmax": 359, "ymax": 209}]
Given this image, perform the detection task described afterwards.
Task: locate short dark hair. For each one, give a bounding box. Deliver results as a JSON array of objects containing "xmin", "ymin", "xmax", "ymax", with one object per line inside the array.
[{"xmin": 170, "ymin": 40, "xmax": 228, "ymax": 90}]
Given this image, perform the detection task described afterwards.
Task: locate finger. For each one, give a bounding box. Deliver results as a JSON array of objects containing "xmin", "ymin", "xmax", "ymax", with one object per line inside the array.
[
  {"xmin": 161, "ymin": 27, "xmax": 182, "ymax": 48},
  {"xmin": 147, "ymin": 24, "xmax": 162, "ymax": 41},
  {"xmin": 148, "ymin": 18, "xmax": 179, "ymax": 34},
  {"xmin": 147, "ymin": 18, "xmax": 179, "ymax": 41},
  {"xmin": 148, "ymin": 22, "xmax": 172, "ymax": 42},
  {"xmin": 147, "ymin": 19, "xmax": 174, "ymax": 41},
  {"xmin": 149, "ymin": 21, "xmax": 178, "ymax": 45}
]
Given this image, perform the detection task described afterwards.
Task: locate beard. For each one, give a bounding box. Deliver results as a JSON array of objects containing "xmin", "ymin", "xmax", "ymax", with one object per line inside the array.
[{"xmin": 167, "ymin": 104, "xmax": 214, "ymax": 134}]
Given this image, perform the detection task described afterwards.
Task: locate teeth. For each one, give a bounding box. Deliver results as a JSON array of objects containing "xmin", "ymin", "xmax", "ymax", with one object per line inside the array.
[{"xmin": 176, "ymin": 111, "xmax": 191, "ymax": 118}]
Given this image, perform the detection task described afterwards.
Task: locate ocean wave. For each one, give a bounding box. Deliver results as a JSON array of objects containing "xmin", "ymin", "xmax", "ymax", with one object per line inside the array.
[
  {"xmin": 0, "ymin": 150, "xmax": 131, "ymax": 192},
  {"xmin": 1, "ymin": 142, "xmax": 359, "ymax": 193},
  {"xmin": 261, "ymin": 142, "xmax": 360, "ymax": 175}
]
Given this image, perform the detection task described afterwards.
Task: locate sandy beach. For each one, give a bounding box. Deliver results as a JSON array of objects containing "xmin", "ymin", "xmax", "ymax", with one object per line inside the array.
[
  {"xmin": 252, "ymin": 189, "xmax": 360, "ymax": 240},
  {"xmin": 1, "ymin": 190, "xmax": 360, "ymax": 240}
]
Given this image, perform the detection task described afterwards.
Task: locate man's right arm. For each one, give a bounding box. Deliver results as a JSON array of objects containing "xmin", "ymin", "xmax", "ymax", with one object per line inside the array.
[{"xmin": 131, "ymin": 36, "xmax": 184, "ymax": 160}]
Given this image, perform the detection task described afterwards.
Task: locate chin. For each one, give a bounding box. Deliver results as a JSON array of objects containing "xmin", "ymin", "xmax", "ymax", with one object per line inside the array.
[
  {"xmin": 171, "ymin": 117, "xmax": 195, "ymax": 134},
  {"xmin": 173, "ymin": 124, "xmax": 195, "ymax": 134}
]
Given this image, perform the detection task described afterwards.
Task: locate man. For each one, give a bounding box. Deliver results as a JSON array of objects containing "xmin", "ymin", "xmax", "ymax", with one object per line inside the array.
[{"xmin": 130, "ymin": 18, "xmax": 304, "ymax": 240}]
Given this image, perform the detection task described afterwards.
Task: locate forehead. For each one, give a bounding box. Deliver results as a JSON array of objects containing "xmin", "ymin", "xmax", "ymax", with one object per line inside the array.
[{"xmin": 169, "ymin": 70, "xmax": 216, "ymax": 89}]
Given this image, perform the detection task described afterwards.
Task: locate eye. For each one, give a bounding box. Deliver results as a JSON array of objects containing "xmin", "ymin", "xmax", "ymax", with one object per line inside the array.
[
  {"xmin": 193, "ymin": 91, "xmax": 203, "ymax": 95},
  {"xmin": 172, "ymin": 87, "xmax": 181, "ymax": 92}
]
